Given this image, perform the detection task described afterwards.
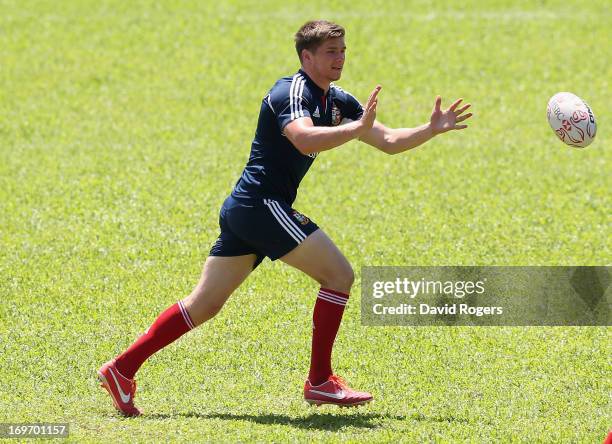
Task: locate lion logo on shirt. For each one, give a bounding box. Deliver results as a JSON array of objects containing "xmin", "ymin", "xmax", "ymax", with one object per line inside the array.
[{"xmin": 331, "ymin": 103, "xmax": 342, "ymax": 126}]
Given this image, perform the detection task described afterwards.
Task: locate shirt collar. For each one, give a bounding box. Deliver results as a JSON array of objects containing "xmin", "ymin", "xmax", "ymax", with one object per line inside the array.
[{"xmin": 298, "ymin": 69, "xmax": 326, "ymax": 96}]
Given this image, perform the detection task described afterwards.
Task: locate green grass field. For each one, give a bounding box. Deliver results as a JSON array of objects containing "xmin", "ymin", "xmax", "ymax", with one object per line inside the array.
[{"xmin": 1, "ymin": 0, "xmax": 611, "ymax": 442}]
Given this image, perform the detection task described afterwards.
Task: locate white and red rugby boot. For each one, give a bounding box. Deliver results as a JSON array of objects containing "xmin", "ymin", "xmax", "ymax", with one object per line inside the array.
[
  {"xmin": 97, "ymin": 359, "xmax": 141, "ymax": 417},
  {"xmin": 304, "ymin": 375, "xmax": 373, "ymax": 407}
]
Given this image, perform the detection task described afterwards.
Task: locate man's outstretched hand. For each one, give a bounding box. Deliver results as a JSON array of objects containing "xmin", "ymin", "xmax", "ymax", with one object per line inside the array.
[
  {"xmin": 430, "ymin": 96, "xmax": 472, "ymax": 135},
  {"xmin": 358, "ymin": 85, "xmax": 382, "ymax": 133}
]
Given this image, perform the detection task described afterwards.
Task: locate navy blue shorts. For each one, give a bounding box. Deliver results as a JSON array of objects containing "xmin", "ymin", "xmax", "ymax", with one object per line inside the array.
[{"xmin": 209, "ymin": 195, "xmax": 319, "ymax": 268}]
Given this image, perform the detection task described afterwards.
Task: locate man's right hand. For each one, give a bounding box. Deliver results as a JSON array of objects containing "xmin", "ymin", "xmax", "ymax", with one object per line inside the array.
[
  {"xmin": 284, "ymin": 85, "xmax": 382, "ymax": 154},
  {"xmin": 358, "ymin": 85, "xmax": 382, "ymax": 134}
]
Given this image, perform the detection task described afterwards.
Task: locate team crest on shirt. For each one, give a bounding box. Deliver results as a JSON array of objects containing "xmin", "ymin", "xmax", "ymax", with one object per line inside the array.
[
  {"xmin": 292, "ymin": 210, "xmax": 310, "ymax": 225},
  {"xmin": 331, "ymin": 103, "xmax": 342, "ymax": 126}
]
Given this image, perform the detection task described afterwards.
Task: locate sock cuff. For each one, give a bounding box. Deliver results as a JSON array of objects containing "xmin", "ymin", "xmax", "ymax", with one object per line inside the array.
[
  {"xmin": 319, "ymin": 287, "xmax": 349, "ymax": 298},
  {"xmin": 318, "ymin": 288, "xmax": 349, "ymax": 306},
  {"xmin": 178, "ymin": 300, "xmax": 196, "ymax": 330}
]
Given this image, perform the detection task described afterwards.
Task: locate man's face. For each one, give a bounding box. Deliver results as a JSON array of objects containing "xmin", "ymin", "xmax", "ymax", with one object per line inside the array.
[{"xmin": 304, "ymin": 37, "xmax": 346, "ymax": 82}]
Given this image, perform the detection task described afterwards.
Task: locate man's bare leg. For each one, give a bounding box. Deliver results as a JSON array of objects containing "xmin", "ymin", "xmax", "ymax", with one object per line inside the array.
[
  {"xmin": 182, "ymin": 254, "xmax": 257, "ymax": 326},
  {"xmin": 280, "ymin": 229, "xmax": 354, "ymax": 294}
]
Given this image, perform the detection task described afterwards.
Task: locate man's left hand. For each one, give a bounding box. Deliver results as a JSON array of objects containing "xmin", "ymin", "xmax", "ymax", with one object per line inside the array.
[{"xmin": 430, "ymin": 96, "xmax": 472, "ymax": 135}]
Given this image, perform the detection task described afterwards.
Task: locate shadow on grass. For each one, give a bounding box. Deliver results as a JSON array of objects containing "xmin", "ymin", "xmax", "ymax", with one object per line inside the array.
[{"xmin": 141, "ymin": 411, "xmax": 472, "ymax": 431}]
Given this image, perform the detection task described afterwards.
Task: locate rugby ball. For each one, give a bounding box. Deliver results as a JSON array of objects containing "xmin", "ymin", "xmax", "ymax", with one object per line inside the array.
[{"xmin": 546, "ymin": 92, "xmax": 596, "ymax": 148}]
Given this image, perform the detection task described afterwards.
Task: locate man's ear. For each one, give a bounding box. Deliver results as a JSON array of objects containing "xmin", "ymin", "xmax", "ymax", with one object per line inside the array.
[{"xmin": 301, "ymin": 49, "xmax": 312, "ymax": 64}]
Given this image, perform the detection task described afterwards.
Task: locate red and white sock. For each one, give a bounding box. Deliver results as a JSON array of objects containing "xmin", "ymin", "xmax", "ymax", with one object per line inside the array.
[
  {"xmin": 308, "ymin": 287, "xmax": 349, "ymax": 386},
  {"xmin": 115, "ymin": 300, "xmax": 195, "ymax": 380}
]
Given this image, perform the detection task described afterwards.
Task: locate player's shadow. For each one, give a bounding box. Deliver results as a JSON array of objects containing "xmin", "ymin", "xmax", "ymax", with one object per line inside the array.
[{"xmin": 144, "ymin": 411, "xmax": 472, "ymax": 431}]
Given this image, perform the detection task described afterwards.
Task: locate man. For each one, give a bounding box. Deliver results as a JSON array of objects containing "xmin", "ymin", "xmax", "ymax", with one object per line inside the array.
[{"xmin": 97, "ymin": 20, "xmax": 472, "ymax": 416}]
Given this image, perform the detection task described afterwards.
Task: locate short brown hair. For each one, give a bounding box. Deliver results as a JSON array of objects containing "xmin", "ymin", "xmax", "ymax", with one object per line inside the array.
[{"xmin": 295, "ymin": 20, "xmax": 345, "ymax": 63}]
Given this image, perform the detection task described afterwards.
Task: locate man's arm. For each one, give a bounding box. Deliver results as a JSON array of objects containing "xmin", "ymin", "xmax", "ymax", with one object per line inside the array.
[
  {"xmin": 284, "ymin": 85, "xmax": 382, "ymax": 155},
  {"xmin": 359, "ymin": 121, "xmax": 435, "ymax": 155},
  {"xmin": 284, "ymin": 117, "xmax": 366, "ymax": 154},
  {"xmin": 360, "ymin": 96, "xmax": 472, "ymax": 155}
]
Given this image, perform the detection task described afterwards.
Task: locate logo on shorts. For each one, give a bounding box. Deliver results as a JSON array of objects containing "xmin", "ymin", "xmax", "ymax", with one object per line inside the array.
[{"xmin": 292, "ymin": 210, "xmax": 310, "ymax": 225}]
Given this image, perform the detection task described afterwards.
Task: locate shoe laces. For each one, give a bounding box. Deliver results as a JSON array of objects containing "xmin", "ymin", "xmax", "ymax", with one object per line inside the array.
[{"xmin": 329, "ymin": 375, "xmax": 349, "ymax": 389}]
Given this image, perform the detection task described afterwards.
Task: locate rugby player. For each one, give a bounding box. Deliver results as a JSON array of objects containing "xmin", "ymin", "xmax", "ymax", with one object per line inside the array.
[{"xmin": 97, "ymin": 19, "xmax": 472, "ymax": 416}]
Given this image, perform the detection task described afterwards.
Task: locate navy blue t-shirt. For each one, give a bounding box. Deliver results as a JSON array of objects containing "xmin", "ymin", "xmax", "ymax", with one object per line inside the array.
[{"xmin": 231, "ymin": 69, "xmax": 364, "ymax": 205}]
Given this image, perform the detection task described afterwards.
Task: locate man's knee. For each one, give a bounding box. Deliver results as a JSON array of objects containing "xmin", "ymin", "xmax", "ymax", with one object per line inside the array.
[
  {"xmin": 184, "ymin": 288, "xmax": 227, "ymax": 324},
  {"xmin": 320, "ymin": 263, "xmax": 355, "ymax": 293}
]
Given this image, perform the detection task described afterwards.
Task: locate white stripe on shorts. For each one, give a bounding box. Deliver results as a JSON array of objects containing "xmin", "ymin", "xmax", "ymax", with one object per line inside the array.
[
  {"xmin": 263, "ymin": 199, "xmax": 306, "ymax": 243},
  {"xmin": 268, "ymin": 200, "xmax": 306, "ymax": 240}
]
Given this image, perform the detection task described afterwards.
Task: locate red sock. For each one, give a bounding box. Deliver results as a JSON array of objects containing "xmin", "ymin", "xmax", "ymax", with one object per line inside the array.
[
  {"xmin": 308, "ymin": 287, "xmax": 349, "ymax": 386},
  {"xmin": 115, "ymin": 301, "xmax": 195, "ymax": 379}
]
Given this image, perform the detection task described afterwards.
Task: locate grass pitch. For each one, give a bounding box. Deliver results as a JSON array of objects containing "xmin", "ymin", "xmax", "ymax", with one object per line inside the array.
[{"xmin": 1, "ymin": 0, "xmax": 610, "ymax": 442}]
